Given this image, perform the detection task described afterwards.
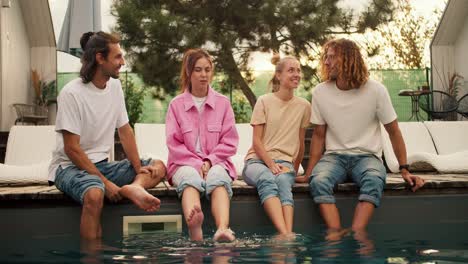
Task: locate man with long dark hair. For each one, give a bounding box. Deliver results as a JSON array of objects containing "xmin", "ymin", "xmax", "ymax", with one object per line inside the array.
[
  {"xmin": 298, "ymin": 38, "xmax": 425, "ymax": 234},
  {"xmin": 48, "ymin": 31, "xmax": 166, "ymax": 239}
]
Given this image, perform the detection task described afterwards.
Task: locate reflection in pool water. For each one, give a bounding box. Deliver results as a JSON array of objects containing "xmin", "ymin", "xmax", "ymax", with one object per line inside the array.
[{"xmin": 2, "ymin": 225, "xmax": 468, "ymax": 263}]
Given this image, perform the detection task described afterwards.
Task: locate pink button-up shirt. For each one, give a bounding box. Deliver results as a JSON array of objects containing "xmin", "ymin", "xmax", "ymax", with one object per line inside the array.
[{"xmin": 165, "ymin": 87, "xmax": 239, "ymax": 184}]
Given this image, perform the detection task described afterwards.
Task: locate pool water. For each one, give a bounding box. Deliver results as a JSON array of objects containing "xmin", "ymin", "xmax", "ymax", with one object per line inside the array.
[{"xmin": 2, "ymin": 224, "xmax": 468, "ymax": 263}]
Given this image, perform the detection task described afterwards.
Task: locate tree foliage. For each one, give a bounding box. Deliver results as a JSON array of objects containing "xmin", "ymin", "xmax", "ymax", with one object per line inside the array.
[
  {"xmin": 112, "ymin": 0, "xmax": 395, "ymax": 107},
  {"xmin": 121, "ymin": 75, "xmax": 147, "ymax": 127},
  {"xmin": 363, "ymin": 0, "xmax": 442, "ymax": 69}
]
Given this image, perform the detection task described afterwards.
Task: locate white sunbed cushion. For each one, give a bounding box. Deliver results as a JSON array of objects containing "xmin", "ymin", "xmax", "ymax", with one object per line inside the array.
[
  {"xmin": 236, "ymin": 123, "xmax": 253, "ymax": 156},
  {"xmin": 231, "ymin": 154, "xmax": 245, "ymax": 177},
  {"xmin": 134, "ymin": 123, "xmax": 168, "ymax": 161},
  {"xmin": 0, "ymin": 126, "xmax": 55, "ymax": 184},
  {"xmin": 5, "ymin": 125, "xmax": 56, "ymax": 165},
  {"xmin": 0, "ymin": 161, "xmax": 50, "ymax": 184},
  {"xmin": 424, "ymin": 121, "xmax": 468, "ymax": 155},
  {"xmin": 136, "ymin": 123, "xmax": 248, "ymax": 176},
  {"xmin": 234, "ymin": 123, "xmax": 304, "ymax": 176},
  {"xmin": 381, "ymin": 122, "xmax": 437, "ymax": 173},
  {"xmin": 408, "ymin": 151, "xmax": 468, "ymax": 173},
  {"xmin": 135, "ymin": 123, "xmax": 304, "ymax": 177}
]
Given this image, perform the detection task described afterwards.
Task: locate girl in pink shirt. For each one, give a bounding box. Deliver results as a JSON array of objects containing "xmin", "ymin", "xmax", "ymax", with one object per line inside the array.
[{"xmin": 165, "ymin": 49, "xmax": 239, "ymax": 242}]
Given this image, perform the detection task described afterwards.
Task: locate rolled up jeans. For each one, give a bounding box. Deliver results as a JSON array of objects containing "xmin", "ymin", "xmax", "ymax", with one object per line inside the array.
[
  {"xmin": 242, "ymin": 159, "xmax": 296, "ymax": 207},
  {"xmin": 171, "ymin": 165, "xmax": 233, "ymax": 200},
  {"xmin": 309, "ymin": 153, "xmax": 386, "ymax": 207}
]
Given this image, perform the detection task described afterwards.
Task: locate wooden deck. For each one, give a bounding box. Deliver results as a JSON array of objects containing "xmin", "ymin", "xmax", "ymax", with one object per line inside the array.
[
  {"xmin": 1, "ymin": 173, "xmax": 468, "ymax": 201},
  {"xmin": 1, "ymin": 172, "xmax": 468, "ymax": 241}
]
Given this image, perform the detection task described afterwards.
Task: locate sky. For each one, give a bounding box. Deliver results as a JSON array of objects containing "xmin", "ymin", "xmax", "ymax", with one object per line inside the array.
[{"xmin": 49, "ymin": 0, "xmax": 447, "ymax": 73}]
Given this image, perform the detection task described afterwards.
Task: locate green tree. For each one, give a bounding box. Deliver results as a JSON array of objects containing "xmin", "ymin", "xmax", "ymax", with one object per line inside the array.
[
  {"xmin": 112, "ymin": 0, "xmax": 394, "ymax": 107},
  {"xmin": 361, "ymin": 0, "xmax": 443, "ymax": 69},
  {"xmin": 121, "ymin": 75, "xmax": 147, "ymax": 127}
]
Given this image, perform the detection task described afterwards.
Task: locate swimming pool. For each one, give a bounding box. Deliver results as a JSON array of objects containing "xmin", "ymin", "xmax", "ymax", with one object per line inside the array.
[
  {"xmin": 1, "ymin": 193, "xmax": 468, "ymax": 263},
  {"xmin": 2, "ymin": 223, "xmax": 468, "ymax": 263},
  {"xmin": 2, "ymin": 174, "xmax": 468, "ymax": 263}
]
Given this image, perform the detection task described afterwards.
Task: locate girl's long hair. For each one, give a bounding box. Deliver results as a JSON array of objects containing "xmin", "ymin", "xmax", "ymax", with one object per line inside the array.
[
  {"xmin": 179, "ymin": 49, "xmax": 213, "ymax": 93},
  {"xmin": 79, "ymin": 31, "xmax": 120, "ymax": 83}
]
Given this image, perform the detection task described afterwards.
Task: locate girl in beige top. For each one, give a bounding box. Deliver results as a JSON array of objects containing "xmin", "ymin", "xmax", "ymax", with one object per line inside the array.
[{"xmin": 242, "ymin": 56, "xmax": 311, "ymax": 238}]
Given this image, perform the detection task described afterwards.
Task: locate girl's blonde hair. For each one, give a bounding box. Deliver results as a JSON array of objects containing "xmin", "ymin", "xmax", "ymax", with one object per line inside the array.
[{"xmin": 268, "ymin": 54, "xmax": 299, "ymax": 92}]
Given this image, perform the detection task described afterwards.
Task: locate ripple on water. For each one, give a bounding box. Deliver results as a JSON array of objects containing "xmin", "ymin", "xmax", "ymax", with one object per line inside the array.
[{"xmin": 3, "ymin": 228, "xmax": 468, "ymax": 263}]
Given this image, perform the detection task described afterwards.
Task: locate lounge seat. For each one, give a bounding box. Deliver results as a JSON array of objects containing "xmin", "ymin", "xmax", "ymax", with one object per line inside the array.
[
  {"xmin": 230, "ymin": 123, "xmax": 253, "ymax": 177},
  {"xmin": 422, "ymin": 121, "xmax": 468, "ymax": 173},
  {"xmin": 134, "ymin": 123, "xmax": 304, "ymax": 178},
  {"xmin": 134, "ymin": 123, "xmax": 168, "ymax": 164},
  {"xmin": 382, "ymin": 122, "xmax": 437, "ymax": 173},
  {"xmin": 424, "ymin": 121, "xmax": 468, "ymax": 154},
  {"xmin": 0, "ymin": 125, "xmax": 115, "ymax": 184},
  {"xmin": 233, "ymin": 123, "xmax": 304, "ymax": 175},
  {"xmin": 0, "ymin": 125, "xmax": 56, "ymax": 184},
  {"xmin": 382, "ymin": 121, "xmax": 468, "ymax": 173}
]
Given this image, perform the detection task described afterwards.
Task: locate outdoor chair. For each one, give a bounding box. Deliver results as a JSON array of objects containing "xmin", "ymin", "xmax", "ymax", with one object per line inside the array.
[
  {"xmin": 381, "ymin": 121, "xmax": 468, "ymax": 173},
  {"xmin": 418, "ymin": 90, "xmax": 458, "ymax": 120},
  {"xmin": 12, "ymin": 103, "xmax": 48, "ymax": 125},
  {"xmin": 457, "ymin": 93, "xmax": 468, "ymax": 119}
]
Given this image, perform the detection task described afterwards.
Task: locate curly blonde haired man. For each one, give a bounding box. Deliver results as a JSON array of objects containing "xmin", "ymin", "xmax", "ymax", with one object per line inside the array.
[{"xmin": 298, "ymin": 38, "xmax": 425, "ymax": 235}]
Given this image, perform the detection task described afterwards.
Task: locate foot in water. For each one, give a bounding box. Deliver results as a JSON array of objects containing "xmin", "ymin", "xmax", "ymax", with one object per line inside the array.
[
  {"xmin": 325, "ymin": 228, "xmax": 351, "ymax": 241},
  {"xmin": 273, "ymin": 232, "xmax": 296, "ymax": 242},
  {"xmin": 119, "ymin": 185, "xmax": 161, "ymax": 212},
  {"xmin": 187, "ymin": 205, "xmax": 204, "ymax": 241},
  {"xmin": 213, "ymin": 228, "xmax": 235, "ymax": 242}
]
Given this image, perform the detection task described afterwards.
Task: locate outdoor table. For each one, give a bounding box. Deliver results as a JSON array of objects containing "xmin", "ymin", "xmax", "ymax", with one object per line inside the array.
[{"xmin": 398, "ymin": 90, "xmax": 430, "ymax": 121}]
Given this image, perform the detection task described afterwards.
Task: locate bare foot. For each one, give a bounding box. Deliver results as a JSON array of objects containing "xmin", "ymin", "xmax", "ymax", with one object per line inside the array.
[
  {"xmin": 325, "ymin": 228, "xmax": 350, "ymax": 241},
  {"xmin": 213, "ymin": 228, "xmax": 235, "ymax": 242},
  {"xmin": 272, "ymin": 232, "xmax": 296, "ymax": 242},
  {"xmin": 187, "ymin": 205, "xmax": 204, "ymax": 241},
  {"xmin": 119, "ymin": 185, "xmax": 161, "ymax": 212},
  {"xmin": 353, "ymin": 230, "xmax": 375, "ymax": 256}
]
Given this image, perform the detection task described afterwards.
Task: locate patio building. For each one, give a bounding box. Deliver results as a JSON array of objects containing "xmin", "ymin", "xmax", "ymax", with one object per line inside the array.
[
  {"xmin": 431, "ymin": 0, "xmax": 468, "ymax": 111},
  {"xmin": 0, "ymin": 0, "xmax": 56, "ymax": 132}
]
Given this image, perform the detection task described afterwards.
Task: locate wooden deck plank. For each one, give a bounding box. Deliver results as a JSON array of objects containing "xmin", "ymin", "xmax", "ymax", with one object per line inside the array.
[
  {"xmin": 0, "ymin": 185, "xmax": 51, "ymax": 194},
  {"xmin": 2, "ymin": 173, "xmax": 468, "ymax": 201}
]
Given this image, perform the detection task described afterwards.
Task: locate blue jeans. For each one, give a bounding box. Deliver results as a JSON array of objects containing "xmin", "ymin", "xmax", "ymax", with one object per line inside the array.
[
  {"xmin": 55, "ymin": 158, "xmax": 151, "ymax": 204},
  {"xmin": 242, "ymin": 159, "xmax": 296, "ymax": 206},
  {"xmin": 309, "ymin": 153, "xmax": 386, "ymax": 207},
  {"xmin": 171, "ymin": 165, "xmax": 233, "ymax": 200}
]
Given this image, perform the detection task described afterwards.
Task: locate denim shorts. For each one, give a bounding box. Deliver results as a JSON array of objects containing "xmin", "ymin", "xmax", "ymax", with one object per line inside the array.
[
  {"xmin": 171, "ymin": 165, "xmax": 233, "ymax": 200},
  {"xmin": 242, "ymin": 159, "xmax": 296, "ymax": 206},
  {"xmin": 54, "ymin": 158, "xmax": 151, "ymax": 204},
  {"xmin": 309, "ymin": 153, "xmax": 386, "ymax": 207}
]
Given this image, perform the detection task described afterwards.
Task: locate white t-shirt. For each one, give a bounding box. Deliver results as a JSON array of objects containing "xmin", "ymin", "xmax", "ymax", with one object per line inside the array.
[
  {"xmin": 48, "ymin": 78, "xmax": 129, "ymax": 182},
  {"xmin": 192, "ymin": 95, "xmax": 207, "ymax": 155},
  {"xmin": 310, "ymin": 79, "xmax": 397, "ymax": 157}
]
